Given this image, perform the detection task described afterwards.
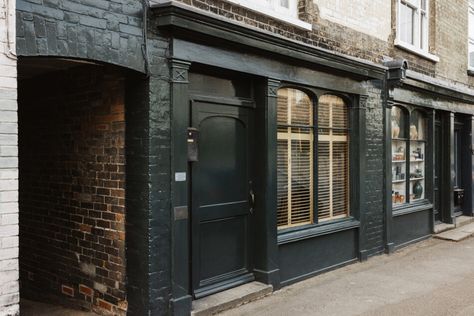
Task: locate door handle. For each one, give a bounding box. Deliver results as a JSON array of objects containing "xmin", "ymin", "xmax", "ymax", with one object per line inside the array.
[{"xmin": 249, "ymin": 188, "xmax": 255, "ymax": 214}]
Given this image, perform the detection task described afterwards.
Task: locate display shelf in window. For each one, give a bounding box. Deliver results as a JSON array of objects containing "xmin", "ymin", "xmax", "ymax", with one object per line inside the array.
[
  {"xmin": 408, "ymin": 111, "xmax": 426, "ymax": 202},
  {"xmin": 391, "ymin": 106, "xmax": 429, "ymax": 206},
  {"xmin": 391, "ymin": 106, "xmax": 408, "ymax": 206}
]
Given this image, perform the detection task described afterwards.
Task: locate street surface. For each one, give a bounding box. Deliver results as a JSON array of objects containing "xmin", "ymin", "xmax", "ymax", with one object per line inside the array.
[{"xmin": 222, "ymin": 237, "xmax": 474, "ymax": 316}]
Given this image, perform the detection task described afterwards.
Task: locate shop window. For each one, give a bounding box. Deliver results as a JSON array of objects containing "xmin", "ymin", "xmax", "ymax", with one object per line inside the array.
[
  {"xmin": 391, "ymin": 106, "xmax": 427, "ymax": 207},
  {"xmin": 276, "ymin": 89, "xmax": 349, "ymax": 229}
]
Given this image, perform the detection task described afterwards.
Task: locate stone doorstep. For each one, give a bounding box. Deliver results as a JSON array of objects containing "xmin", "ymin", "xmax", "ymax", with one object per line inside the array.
[
  {"xmin": 433, "ymin": 216, "xmax": 474, "ymax": 234},
  {"xmin": 455, "ymin": 215, "xmax": 474, "ymax": 228},
  {"xmin": 434, "ymin": 223, "xmax": 455, "ymax": 234},
  {"xmin": 434, "ymin": 222, "xmax": 474, "ymax": 242},
  {"xmin": 191, "ymin": 282, "xmax": 273, "ymax": 316}
]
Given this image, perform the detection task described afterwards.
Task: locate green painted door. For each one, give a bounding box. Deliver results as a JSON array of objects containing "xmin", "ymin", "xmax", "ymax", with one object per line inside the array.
[{"xmin": 191, "ymin": 100, "xmax": 254, "ymax": 299}]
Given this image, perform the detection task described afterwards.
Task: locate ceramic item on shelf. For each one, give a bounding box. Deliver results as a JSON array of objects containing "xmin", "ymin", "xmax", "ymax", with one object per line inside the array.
[
  {"xmin": 392, "ymin": 120, "xmax": 400, "ymax": 138},
  {"xmin": 413, "ymin": 181, "xmax": 423, "ymax": 199},
  {"xmin": 410, "ymin": 124, "xmax": 418, "ymax": 140}
]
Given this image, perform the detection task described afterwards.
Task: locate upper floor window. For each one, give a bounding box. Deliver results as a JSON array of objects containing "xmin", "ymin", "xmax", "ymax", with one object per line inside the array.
[
  {"xmin": 469, "ymin": 1, "xmax": 474, "ymax": 69},
  {"xmin": 276, "ymin": 89, "xmax": 349, "ymax": 229},
  {"xmin": 396, "ymin": 0, "xmax": 438, "ymax": 61},
  {"xmin": 398, "ymin": 0, "xmax": 428, "ymax": 51},
  {"xmin": 226, "ymin": 0, "xmax": 311, "ymax": 30}
]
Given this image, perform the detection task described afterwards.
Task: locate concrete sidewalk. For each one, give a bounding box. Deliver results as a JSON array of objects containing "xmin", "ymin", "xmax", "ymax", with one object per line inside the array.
[{"xmin": 221, "ymin": 237, "xmax": 474, "ymax": 316}]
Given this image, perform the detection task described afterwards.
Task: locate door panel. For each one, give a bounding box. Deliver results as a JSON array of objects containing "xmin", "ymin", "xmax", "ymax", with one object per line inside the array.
[{"xmin": 191, "ymin": 101, "xmax": 254, "ymax": 298}]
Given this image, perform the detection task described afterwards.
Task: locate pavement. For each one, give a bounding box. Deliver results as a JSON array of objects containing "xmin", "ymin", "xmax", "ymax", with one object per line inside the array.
[
  {"xmin": 221, "ymin": 237, "xmax": 474, "ymax": 316},
  {"xmin": 19, "ymin": 234, "xmax": 474, "ymax": 316},
  {"xmin": 21, "ymin": 299, "xmax": 93, "ymax": 316}
]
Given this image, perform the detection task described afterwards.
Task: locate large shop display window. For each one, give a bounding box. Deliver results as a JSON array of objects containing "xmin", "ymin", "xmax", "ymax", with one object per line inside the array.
[
  {"xmin": 391, "ymin": 106, "xmax": 427, "ymax": 207},
  {"xmin": 277, "ymin": 88, "xmax": 349, "ymax": 229}
]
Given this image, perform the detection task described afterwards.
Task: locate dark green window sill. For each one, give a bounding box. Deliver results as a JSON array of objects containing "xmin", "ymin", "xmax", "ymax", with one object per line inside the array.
[
  {"xmin": 277, "ymin": 217, "xmax": 360, "ymax": 245},
  {"xmin": 393, "ymin": 201, "xmax": 433, "ymax": 217}
]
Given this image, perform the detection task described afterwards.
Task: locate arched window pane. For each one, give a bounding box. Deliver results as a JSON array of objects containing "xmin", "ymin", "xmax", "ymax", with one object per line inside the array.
[
  {"xmin": 410, "ymin": 110, "xmax": 426, "ymax": 140},
  {"xmin": 318, "ymin": 95, "xmax": 349, "ymax": 221},
  {"xmin": 277, "ymin": 88, "xmax": 314, "ymax": 228},
  {"xmin": 392, "ymin": 106, "xmax": 408, "ymax": 205},
  {"xmin": 391, "ymin": 106, "xmax": 408, "ymax": 139},
  {"xmin": 409, "ymin": 110, "xmax": 426, "ymax": 202}
]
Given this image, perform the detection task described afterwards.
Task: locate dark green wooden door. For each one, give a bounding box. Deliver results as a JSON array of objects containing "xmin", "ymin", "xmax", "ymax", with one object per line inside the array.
[{"xmin": 191, "ymin": 100, "xmax": 254, "ymax": 298}]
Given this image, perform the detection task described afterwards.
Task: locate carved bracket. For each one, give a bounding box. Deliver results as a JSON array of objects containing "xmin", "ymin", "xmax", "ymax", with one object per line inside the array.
[
  {"xmin": 267, "ymin": 79, "xmax": 281, "ymax": 98},
  {"xmin": 352, "ymin": 94, "xmax": 368, "ymax": 110},
  {"xmin": 170, "ymin": 59, "xmax": 191, "ymax": 83}
]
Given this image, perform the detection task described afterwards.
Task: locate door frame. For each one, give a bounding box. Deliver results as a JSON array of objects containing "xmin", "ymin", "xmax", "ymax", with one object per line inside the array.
[
  {"xmin": 168, "ymin": 60, "xmax": 281, "ymax": 314},
  {"xmin": 435, "ymin": 112, "xmax": 474, "ymax": 225},
  {"xmin": 189, "ymin": 95, "xmax": 256, "ymax": 298}
]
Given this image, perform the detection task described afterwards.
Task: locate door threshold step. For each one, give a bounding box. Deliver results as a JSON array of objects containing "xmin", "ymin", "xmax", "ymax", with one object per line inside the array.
[
  {"xmin": 434, "ymin": 222, "xmax": 474, "ymax": 242},
  {"xmin": 455, "ymin": 215, "xmax": 474, "ymax": 228},
  {"xmin": 191, "ymin": 282, "xmax": 272, "ymax": 316},
  {"xmin": 434, "ymin": 223, "xmax": 455, "ymax": 234}
]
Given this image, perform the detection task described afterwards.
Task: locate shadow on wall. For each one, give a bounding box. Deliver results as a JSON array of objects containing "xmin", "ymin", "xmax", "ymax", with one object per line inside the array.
[{"xmin": 18, "ymin": 60, "xmax": 127, "ymax": 315}]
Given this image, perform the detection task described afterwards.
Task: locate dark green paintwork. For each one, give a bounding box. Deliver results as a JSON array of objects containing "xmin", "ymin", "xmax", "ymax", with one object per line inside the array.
[{"xmin": 190, "ymin": 100, "xmax": 255, "ymax": 298}]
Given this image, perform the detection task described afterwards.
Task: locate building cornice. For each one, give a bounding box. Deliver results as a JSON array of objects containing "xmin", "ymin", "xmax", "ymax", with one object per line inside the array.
[
  {"xmin": 402, "ymin": 70, "xmax": 474, "ymax": 104},
  {"xmin": 151, "ymin": 1, "xmax": 387, "ymax": 80}
]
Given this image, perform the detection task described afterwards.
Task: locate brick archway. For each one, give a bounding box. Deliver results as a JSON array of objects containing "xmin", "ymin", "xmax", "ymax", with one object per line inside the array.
[{"xmin": 18, "ymin": 58, "xmax": 129, "ymax": 315}]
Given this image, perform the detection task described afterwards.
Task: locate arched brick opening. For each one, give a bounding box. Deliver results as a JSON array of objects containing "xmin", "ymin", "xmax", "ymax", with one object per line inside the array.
[{"xmin": 18, "ymin": 57, "xmax": 134, "ymax": 315}]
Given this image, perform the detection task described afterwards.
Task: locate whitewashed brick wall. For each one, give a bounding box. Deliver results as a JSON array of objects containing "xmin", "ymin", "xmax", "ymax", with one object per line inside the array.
[
  {"xmin": 0, "ymin": 0, "xmax": 18, "ymax": 314},
  {"xmin": 314, "ymin": 0, "xmax": 392, "ymax": 41}
]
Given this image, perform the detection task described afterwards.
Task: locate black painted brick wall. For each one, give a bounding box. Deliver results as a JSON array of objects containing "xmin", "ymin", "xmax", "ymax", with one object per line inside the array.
[
  {"xmin": 125, "ymin": 15, "xmax": 172, "ymax": 315},
  {"xmin": 16, "ymin": 0, "xmax": 145, "ymax": 72},
  {"xmin": 19, "ymin": 65, "xmax": 127, "ymax": 315},
  {"xmin": 364, "ymin": 82, "xmax": 385, "ymax": 254}
]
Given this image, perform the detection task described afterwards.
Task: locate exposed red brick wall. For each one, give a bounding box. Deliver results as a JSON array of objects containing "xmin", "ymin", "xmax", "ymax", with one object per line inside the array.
[{"xmin": 19, "ymin": 65, "xmax": 127, "ymax": 315}]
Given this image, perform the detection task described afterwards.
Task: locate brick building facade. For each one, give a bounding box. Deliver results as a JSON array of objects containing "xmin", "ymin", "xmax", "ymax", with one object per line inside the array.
[
  {"xmin": 0, "ymin": 0, "xmax": 473, "ymax": 315},
  {"xmin": 0, "ymin": 0, "xmax": 18, "ymax": 314}
]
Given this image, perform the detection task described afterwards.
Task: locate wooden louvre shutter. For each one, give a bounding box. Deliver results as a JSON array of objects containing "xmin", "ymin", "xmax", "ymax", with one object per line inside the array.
[
  {"xmin": 277, "ymin": 88, "xmax": 314, "ymax": 228},
  {"xmin": 318, "ymin": 95, "xmax": 349, "ymax": 221}
]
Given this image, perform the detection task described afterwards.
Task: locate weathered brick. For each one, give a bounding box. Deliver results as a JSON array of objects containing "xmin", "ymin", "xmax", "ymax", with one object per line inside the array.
[
  {"xmin": 0, "ymin": 247, "xmax": 18, "ymax": 260},
  {"xmin": 61, "ymin": 285, "xmax": 74, "ymax": 297},
  {"xmin": 79, "ymin": 284, "xmax": 94, "ymax": 296},
  {"xmin": 20, "ymin": 66, "xmax": 126, "ymax": 314},
  {"xmin": 0, "ymin": 259, "xmax": 18, "ymax": 271}
]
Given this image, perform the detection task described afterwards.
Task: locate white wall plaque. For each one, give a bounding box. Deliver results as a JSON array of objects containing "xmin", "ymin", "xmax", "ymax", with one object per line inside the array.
[{"xmin": 175, "ymin": 172, "xmax": 187, "ymax": 182}]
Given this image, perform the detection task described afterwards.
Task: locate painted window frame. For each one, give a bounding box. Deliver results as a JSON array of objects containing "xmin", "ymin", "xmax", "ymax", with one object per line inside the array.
[
  {"xmin": 276, "ymin": 88, "xmax": 352, "ymax": 230},
  {"xmin": 468, "ymin": 0, "xmax": 474, "ymax": 71},
  {"xmin": 395, "ymin": 0, "xmax": 439, "ymax": 62},
  {"xmin": 390, "ymin": 104, "xmax": 432, "ymax": 212}
]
